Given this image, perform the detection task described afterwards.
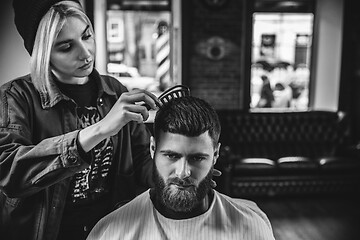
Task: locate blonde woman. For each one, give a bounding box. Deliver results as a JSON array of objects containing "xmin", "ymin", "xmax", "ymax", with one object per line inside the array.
[{"xmin": 0, "ymin": 1, "xmax": 160, "ymax": 239}]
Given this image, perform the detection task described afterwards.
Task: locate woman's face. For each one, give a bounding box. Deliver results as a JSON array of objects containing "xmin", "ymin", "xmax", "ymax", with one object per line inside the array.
[{"xmin": 50, "ymin": 16, "xmax": 95, "ymax": 84}]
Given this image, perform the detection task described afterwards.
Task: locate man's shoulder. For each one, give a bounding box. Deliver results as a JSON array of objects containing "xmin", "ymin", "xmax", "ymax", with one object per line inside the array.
[
  {"xmin": 109, "ymin": 189, "xmax": 151, "ymax": 218},
  {"xmin": 214, "ymin": 191, "xmax": 275, "ymax": 239},
  {"xmin": 215, "ymin": 190, "xmax": 257, "ymax": 207},
  {"xmin": 87, "ymin": 190, "xmax": 152, "ymax": 240},
  {"xmin": 214, "ymin": 191, "xmax": 270, "ymax": 221}
]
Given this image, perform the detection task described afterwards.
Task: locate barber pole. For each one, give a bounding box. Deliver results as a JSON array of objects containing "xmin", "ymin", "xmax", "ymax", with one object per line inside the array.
[{"xmin": 155, "ymin": 21, "xmax": 171, "ymax": 91}]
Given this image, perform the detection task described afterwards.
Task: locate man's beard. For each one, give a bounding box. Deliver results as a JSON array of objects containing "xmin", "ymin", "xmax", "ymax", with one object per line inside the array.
[{"xmin": 153, "ymin": 165, "xmax": 213, "ymax": 213}]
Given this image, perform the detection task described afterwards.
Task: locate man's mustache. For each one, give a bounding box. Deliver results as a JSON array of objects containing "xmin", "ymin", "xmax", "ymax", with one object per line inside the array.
[{"xmin": 167, "ymin": 177, "xmax": 195, "ymax": 187}]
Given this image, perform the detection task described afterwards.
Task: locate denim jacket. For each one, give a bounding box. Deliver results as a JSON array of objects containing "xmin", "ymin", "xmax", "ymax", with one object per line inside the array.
[{"xmin": 0, "ymin": 69, "xmax": 153, "ymax": 240}]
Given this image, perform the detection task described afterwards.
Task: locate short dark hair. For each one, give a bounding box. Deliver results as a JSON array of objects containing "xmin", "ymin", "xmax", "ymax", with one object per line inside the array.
[{"xmin": 153, "ymin": 96, "xmax": 221, "ymax": 146}]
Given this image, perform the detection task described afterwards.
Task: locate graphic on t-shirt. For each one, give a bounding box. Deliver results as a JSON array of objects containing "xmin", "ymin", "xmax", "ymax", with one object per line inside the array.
[{"xmin": 68, "ymin": 106, "xmax": 113, "ymax": 204}]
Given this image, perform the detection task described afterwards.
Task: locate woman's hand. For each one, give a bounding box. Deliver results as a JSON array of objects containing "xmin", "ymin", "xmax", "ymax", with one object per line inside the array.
[
  {"xmin": 210, "ymin": 168, "xmax": 222, "ymax": 188},
  {"xmin": 100, "ymin": 89, "xmax": 160, "ymax": 136},
  {"xmin": 78, "ymin": 89, "xmax": 161, "ymax": 152}
]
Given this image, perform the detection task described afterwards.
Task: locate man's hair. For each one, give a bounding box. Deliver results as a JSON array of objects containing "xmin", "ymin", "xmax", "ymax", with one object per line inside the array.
[
  {"xmin": 30, "ymin": 1, "xmax": 94, "ymax": 96},
  {"xmin": 153, "ymin": 96, "xmax": 221, "ymax": 146}
]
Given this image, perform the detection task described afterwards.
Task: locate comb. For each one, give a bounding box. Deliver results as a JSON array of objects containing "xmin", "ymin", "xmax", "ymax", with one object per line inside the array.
[
  {"xmin": 157, "ymin": 85, "xmax": 190, "ymax": 105},
  {"xmin": 142, "ymin": 85, "xmax": 190, "ymax": 110}
]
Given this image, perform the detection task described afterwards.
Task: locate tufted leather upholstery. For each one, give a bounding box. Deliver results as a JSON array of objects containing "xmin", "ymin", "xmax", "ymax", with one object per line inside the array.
[
  {"xmin": 218, "ymin": 110, "xmax": 348, "ymax": 159},
  {"xmin": 216, "ymin": 110, "xmax": 360, "ymax": 197}
]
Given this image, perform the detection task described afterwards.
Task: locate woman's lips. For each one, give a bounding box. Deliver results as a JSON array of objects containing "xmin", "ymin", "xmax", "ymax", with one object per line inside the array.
[{"xmin": 79, "ymin": 61, "xmax": 92, "ymax": 70}]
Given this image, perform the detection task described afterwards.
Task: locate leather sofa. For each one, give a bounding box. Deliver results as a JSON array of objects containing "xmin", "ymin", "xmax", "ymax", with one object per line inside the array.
[{"xmin": 215, "ymin": 110, "xmax": 360, "ymax": 198}]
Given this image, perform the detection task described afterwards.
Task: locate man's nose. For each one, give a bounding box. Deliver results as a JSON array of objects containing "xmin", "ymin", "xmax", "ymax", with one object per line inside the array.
[{"xmin": 175, "ymin": 159, "xmax": 191, "ymax": 178}]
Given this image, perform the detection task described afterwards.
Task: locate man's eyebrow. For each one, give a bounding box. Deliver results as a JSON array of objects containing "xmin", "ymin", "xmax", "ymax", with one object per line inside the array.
[
  {"xmin": 159, "ymin": 150, "xmax": 180, "ymax": 155},
  {"xmin": 188, "ymin": 152, "xmax": 210, "ymax": 158},
  {"xmin": 159, "ymin": 150, "xmax": 210, "ymax": 157},
  {"xmin": 54, "ymin": 25, "xmax": 90, "ymax": 47}
]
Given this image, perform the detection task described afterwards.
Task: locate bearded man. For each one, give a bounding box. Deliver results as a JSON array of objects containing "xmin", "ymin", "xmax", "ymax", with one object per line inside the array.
[{"xmin": 87, "ymin": 96, "xmax": 275, "ymax": 240}]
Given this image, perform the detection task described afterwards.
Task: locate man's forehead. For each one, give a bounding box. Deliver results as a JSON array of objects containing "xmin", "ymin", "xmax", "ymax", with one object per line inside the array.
[
  {"xmin": 156, "ymin": 131, "xmax": 214, "ymax": 152},
  {"xmin": 157, "ymin": 131, "xmax": 212, "ymax": 142}
]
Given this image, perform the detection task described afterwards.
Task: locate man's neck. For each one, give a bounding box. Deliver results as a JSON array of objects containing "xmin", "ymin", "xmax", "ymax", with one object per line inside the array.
[{"xmin": 150, "ymin": 189, "xmax": 215, "ymax": 220}]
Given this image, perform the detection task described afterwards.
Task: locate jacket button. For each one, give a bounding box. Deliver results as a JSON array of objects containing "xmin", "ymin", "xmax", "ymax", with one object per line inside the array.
[{"xmin": 98, "ymin": 98, "xmax": 104, "ymax": 106}]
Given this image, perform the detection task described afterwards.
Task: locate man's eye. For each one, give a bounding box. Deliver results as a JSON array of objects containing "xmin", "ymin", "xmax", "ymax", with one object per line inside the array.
[
  {"xmin": 165, "ymin": 154, "xmax": 179, "ymax": 160},
  {"xmin": 191, "ymin": 156, "xmax": 206, "ymax": 162}
]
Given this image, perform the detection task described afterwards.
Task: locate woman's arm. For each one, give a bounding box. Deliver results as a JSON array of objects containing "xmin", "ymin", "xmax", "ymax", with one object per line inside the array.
[{"xmin": 0, "ymin": 80, "xmax": 89, "ymax": 198}]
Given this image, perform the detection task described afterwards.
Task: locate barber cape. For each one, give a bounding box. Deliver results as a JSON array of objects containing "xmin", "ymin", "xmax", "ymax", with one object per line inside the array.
[{"xmin": 87, "ymin": 189, "xmax": 275, "ymax": 240}]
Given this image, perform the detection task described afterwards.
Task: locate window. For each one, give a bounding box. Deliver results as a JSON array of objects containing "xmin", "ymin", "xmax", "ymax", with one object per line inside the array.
[
  {"xmin": 106, "ymin": 0, "xmax": 180, "ymax": 96},
  {"xmin": 106, "ymin": 10, "xmax": 170, "ymax": 93},
  {"xmin": 250, "ymin": 0, "xmax": 314, "ymax": 110}
]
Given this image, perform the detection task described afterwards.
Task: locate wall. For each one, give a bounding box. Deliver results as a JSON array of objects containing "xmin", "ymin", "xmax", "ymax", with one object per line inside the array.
[
  {"xmin": 183, "ymin": 0, "xmax": 244, "ymax": 110},
  {"xmin": 312, "ymin": 0, "xmax": 343, "ymax": 111},
  {"xmin": 339, "ymin": 0, "xmax": 360, "ymax": 141},
  {"xmin": 0, "ymin": 0, "xmax": 30, "ymax": 86}
]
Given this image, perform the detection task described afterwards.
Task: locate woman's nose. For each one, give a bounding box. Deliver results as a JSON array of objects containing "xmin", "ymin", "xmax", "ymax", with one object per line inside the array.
[
  {"xmin": 175, "ymin": 159, "xmax": 191, "ymax": 178},
  {"xmin": 78, "ymin": 43, "xmax": 91, "ymax": 60}
]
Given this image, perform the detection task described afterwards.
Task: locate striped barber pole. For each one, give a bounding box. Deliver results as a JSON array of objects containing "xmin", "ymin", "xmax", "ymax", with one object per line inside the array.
[{"xmin": 155, "ymin": 21, "xmax": 171, "ymax": 91}]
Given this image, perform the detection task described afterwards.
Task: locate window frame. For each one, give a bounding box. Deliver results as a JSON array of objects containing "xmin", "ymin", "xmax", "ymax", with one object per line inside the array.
[{"xmin": 245, "ymin": 0, "xmax": 316, "ymax": 112}]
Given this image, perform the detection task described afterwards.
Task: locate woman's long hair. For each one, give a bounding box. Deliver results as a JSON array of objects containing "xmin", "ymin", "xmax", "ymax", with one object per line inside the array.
[{"xmin": 30, "ymin": 1, "xmax": 94, "ymax": 97}]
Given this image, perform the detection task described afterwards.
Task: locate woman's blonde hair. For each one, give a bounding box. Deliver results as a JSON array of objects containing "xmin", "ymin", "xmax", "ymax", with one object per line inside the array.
[{"xmin": 30, "ymin": 1, "xmax": 94, "ymax": 96}]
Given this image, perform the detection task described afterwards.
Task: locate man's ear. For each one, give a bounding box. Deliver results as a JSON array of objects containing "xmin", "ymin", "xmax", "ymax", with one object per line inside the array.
[
  {"xmin": 213, "ymin": 142, "xmax": 221, "ymax": 165},
  {"xmin": 150, "ymin": 136, "xmax": 156, "ymax": 159}
]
